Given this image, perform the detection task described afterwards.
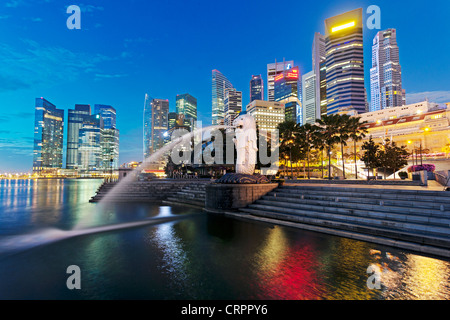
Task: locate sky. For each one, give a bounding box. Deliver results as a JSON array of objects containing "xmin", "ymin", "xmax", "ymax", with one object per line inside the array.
[{"xmin": 0, "ymin": 0, "xmax": 449, "ymax": 172}]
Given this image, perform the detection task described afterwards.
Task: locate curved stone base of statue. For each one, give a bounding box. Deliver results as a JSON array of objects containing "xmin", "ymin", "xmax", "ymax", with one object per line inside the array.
[{"xmin": 215, "ymin": 173, "xmax": 270, "ymax": 184}]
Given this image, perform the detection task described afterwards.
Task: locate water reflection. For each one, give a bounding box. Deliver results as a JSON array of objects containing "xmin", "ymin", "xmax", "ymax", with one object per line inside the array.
[
  {"xmin": 254, "ymin": 226, "xmax": 324, "ymax": 299},
  {"xmin": 0, "ymin": 179, "xmax": 449, "ymax": 300}
]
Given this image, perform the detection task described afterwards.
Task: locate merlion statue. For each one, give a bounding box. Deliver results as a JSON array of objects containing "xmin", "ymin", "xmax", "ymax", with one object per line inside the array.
[
  {"xmin": 215, "ymin": 111, "xmax": 269, "ymax": 184},
  {"xmin": 233, "ymin": 112, "xmax": 258, "ymax": 175}
]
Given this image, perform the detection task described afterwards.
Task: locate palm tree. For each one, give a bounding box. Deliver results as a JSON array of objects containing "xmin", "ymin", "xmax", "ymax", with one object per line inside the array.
[
  {"xmin": 335, "ymin": 114, "xmax": 352, "ymax": 179},
  {"xmin": 316, "ymin": 115, "xmax": 340, "ymax": 179},
  {"xmin": 311, "ymin": 127, "xmax": 326, "ymax": 178},
  {"xmin": 277, "ymin": 120, "xmax": 298, "ymax": 179},
  {"xmin": 296, "ymin": 123, "xmax": 319, "ymax": 179},
  {"xmin": 348, "ymin": 116, "xmax": 369, "ymax": 179}
]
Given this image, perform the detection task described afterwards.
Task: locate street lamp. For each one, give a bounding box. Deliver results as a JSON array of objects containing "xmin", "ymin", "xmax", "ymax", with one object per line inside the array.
[{"xmin": 110, "ymin": 158, "xmax": 114, "ymax": 182}]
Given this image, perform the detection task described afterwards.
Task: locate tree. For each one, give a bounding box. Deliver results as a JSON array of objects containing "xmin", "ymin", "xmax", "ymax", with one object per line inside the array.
[
  {"xmin": 316, "ymin": 115, "xmax": 341, "ymax": 179},
  {"xmin": 442, "ymin": 143, "xmax": 450, "ymax": 159},
  {"xmin": 277, "ymin": 120, "xmax": 302, "ymax": 178},
  {"xmin": 296, "ymin": 123, "xmax": 319, "ymax": 179},
  {"xmin": 361, "ymin": 137, "xmax": 381, "ymax": 179},
  {"xmin": 348, "ymin": 116, "xmax": 369, "ymax": 179},
  {"xmin": 378, "ymin": 139, "xmax": 410, "ymax": 179},
  {"xmin": 335, "ymin": 114, "xmax": 352, "ymax": 179}
]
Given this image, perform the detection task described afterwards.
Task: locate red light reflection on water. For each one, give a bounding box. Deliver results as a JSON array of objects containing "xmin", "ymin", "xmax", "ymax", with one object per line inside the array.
[{"xmin": 253, "ymin": 230, "xmax": 325, "ymax": 300}]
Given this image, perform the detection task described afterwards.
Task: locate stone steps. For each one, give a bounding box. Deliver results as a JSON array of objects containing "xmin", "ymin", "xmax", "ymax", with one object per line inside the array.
[
  {"xmin": 240, "ymin": 208, "xmax": 450, "ymax": 250},
  {"xmin": 267, "ymin": 191, "xmax": 450, "ymax": 212},
  {"xmin": 162, "ymin": 183, "xmax": 208, "ymax": 208},
  {"xmin": 276, "ymin": 186, "xmax": 450, "ymax": 204},
  {"xmin": 89, "ymin": 181, "xmax": 197, "ymax": 203},
  {"xmin": 239, "ymin": 185, "xmax": 450, "ymax": 254},
  {"xmin": 246, "ymin": 203, "xmax": 450, "ymax": 238},
  {"xmin": 262, "ymin": 195, "xmax": 450, "ymax": 219}
]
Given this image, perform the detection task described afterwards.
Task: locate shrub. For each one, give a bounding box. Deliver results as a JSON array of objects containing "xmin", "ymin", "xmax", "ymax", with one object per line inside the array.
[
  {"xmin": 407, "ymin": 164, "xmax": 435, "ymax": 173},
  {"xmin": 398, "ymin": 171, "xmax": 408, "ymax": 178}
]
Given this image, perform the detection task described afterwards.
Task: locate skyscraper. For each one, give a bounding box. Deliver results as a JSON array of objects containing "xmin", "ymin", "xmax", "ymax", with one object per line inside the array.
[
  {"xmin": 143, "ymin": 97, "xmax": 169, "ymax": 158},
  {"xmin": 33, "ymin": 98, "xmax": 64, "ymax": 174},
  {"xmin": 94, "ymin": 104, "xmax": 116, "ymax": 129},
  {"xmin": 168, "ymin": 111, "xmax": 178, "ymax": 132},
  {"xmin": 224, "ymin": 88, "xmax": 242, "ymax": 128},
  {"xmin": 312, "ymin": 32, "xmax": 327, "ymax": 118},
  {"xmin": 274, "ymin": 66, "xmax": 302, "ymax": 124},
  {"xmin": 250, "ymin": 75, "xmax": 264, "ymax": 102},
  {"xmin": 78, "ymin": 114, "xmax": 103, "ymax": 173},
  {"xmin": 143, "ymin": 94, "xmax": 153, "ymax": 160},
  {"xmin": 176, "ymin": 93, "xmax": 197, "ymax": 129},
  {"xmin": 66, "ymin": 104, "xmax": 91, "ymax": 169},
  {"xmin": 212, "ymin": 69, "xmax": 233, "ymax": 125},
  {"xmin": 93, "ymin": 104, "xmax": 119, "ymax": 171},
  {"xmin": 370, "ymin": 28, "xmax": 403, "ymax": 112},
  {"xmin": 101, "ymin": 128, "xmax": 120, "ymax": 171},
  {"xmin": 302, "ymin": 71, "xmax": 317, "ymax": 125},
  {"xmin": 325, "ymin": 8, "xmax": 366, "ymax": 115},
  {"xmin": 267, "ymin": 60, "xmax": 294, "ymax": 102}
]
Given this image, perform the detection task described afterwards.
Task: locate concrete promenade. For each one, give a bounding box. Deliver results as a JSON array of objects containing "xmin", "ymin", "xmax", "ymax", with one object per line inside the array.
[{"xmin": 284, "ymin": 179, "xmax": 446, "ymax": 191}]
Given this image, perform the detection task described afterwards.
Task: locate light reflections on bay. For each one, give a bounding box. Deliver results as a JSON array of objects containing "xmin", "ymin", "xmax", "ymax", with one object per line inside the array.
[{"xmin": 0, "ymin": 179, "xmax": 449, "ymax": 300}]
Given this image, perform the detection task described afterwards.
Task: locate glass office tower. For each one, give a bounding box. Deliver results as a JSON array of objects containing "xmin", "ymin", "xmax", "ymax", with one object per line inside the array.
[
  {"xmin": 143, "ymin": 94, "xmax": 153, "ymax": 160},
  {"xmin": 370, "ymin": 28, "xmax": 403, "ymax": 112},
  {"xmin": 143, "ymin": 98, "xmax": 169, "ymax": 157},
  {"xmin": 66, "ymin": 104, "xmax": 91, "ymax": 169},
  {"xmin": 325, "ymin": 8, "xmax": 365, "ymax": 115},
  {"xmin": 94, "ymin": 104, "xmax": 119, "ymax": 171},
  {"xmin": 33, "ymin": 98, "xmax": 64, "ymax": 174},
  {"xmin": 250, "ymin": 75, "xmax": 264, "ymax": 102},
  {"xmin": 94, "ymin": 104, "xmax": 116, "ymax": 129},
  {"xmin": 267, "ymin": 60, "xmax": 294, "ymax": 102},
  {"xmin": 78, "ymin": 114, "xmax": 104, "ymax": 173},
  {"xmin": 212, "ymin": 69, "xmax": 233, "ymax": 125},
  {"xmin": 176, "ymin": 93, "xmax": 197, "ymax": 129},
  {"xmin": 274, "ymin": 66, "xmax": 302, "ymax": 124},
  {"xmin": 224, "ymin": 88, "xmax": 242, "ymax": 128},
  {"xmin": 302, "ymin": 71, "xmax": 317, "ymax": 125}
]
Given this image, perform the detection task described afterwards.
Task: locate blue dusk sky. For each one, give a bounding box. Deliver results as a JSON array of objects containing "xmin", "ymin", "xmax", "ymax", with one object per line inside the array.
[{"xmin": 0, "ymin": 0, "xmax": 449, "ymax": 172}]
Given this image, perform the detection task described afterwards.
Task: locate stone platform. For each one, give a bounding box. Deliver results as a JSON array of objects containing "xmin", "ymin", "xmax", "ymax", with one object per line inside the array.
[{"xmin": 205, "ymin": 183, "xmax": 278, "ymax": 213}]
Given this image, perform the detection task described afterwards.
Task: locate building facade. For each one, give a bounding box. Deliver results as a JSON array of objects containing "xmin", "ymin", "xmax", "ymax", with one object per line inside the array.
[
  {"xmin": 78, "ymin": 114, "xmax": 103, "ymax": 173},
  {"xmin": 250, "ymin": 75, "xmax": 264, "ymax": 102},
  {"xmin": 246, "ymin": 100, "xmax": 285, "ymax": 132},
  {"xmin": 94, "ymin": 104, "xmax": 116, "ymax": 129},
  {"xmin": 212, "ymin": 69, "xmax": 234, "ymax": 125},
  {"xmin": 144, "ymin": 98, "xmax": 169, "ymax": 156},
  {"xmin": 33, "ymin": 98, "xmax": 64, "ymax": 174},
  {"xmin": 274, "ymin": 66, "xmax": 302, "ymax": 124},
  {"xmin": 66, "ymin": 104, "xmax": 91, "ymax": 169},
  {"xmin": 176, "ymin": 93, "xmax": 197, "ymax": 130},
  {"xmin": 370, "ymin": 28, "xmax": 404, "ymax": 112},
  {"xmin": 312, "ymin": 32, "xmax": 327, "ymax": 119},
  {"xmin": 347, "ymin": 101, "xmax": 450, "ymax": 157},
  {"xmin": 325, "ymin": 8, "xmax": 366, "ymax": 115},
  {"xmin": 93, "ymin": 104, "xmax": 119, "ymax": 170},
  {"xmin": 224, "ymin": 88, "xmax": 242, "ymax": 128},
  {"xmin": 267, "ymin": 60, "xmax": 294, "ymax": 102},
  {"xmin": 302, "ymin": 71, "xmax": 317, "ymax": 125}
]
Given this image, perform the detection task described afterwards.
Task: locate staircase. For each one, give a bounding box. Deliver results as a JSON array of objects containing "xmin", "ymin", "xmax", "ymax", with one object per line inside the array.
[
  {"xmin": 89, "ymin": 181, "xmax": 193, "ymax": 203},
  {"xmin": 240, "ymin": 184, "xmax": 450, "ymax": 257},
  {"xmin": 164, "ymin": 183, "xmax": 207, "ymax": 208}
]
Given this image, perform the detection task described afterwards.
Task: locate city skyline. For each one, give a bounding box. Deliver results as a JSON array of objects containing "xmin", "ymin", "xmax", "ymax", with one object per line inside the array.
[{"xmin": 1, "ymin": 0, "xmax": 450, "ymax": 172}]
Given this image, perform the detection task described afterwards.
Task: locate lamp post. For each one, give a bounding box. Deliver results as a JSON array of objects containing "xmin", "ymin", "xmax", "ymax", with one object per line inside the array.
[
  {"xmin": 407, "ymin": 140, "xmax": 415, "ymax": 165},
  {"xmin": 110, "ymin": 158, "xmax": 113, "ymax": 182}
]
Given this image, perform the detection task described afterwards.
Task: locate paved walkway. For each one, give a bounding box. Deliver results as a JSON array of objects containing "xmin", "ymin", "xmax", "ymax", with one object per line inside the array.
[{"xmin": 284, "ymin": 179, "xmax": 447, "ymax": 191}]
